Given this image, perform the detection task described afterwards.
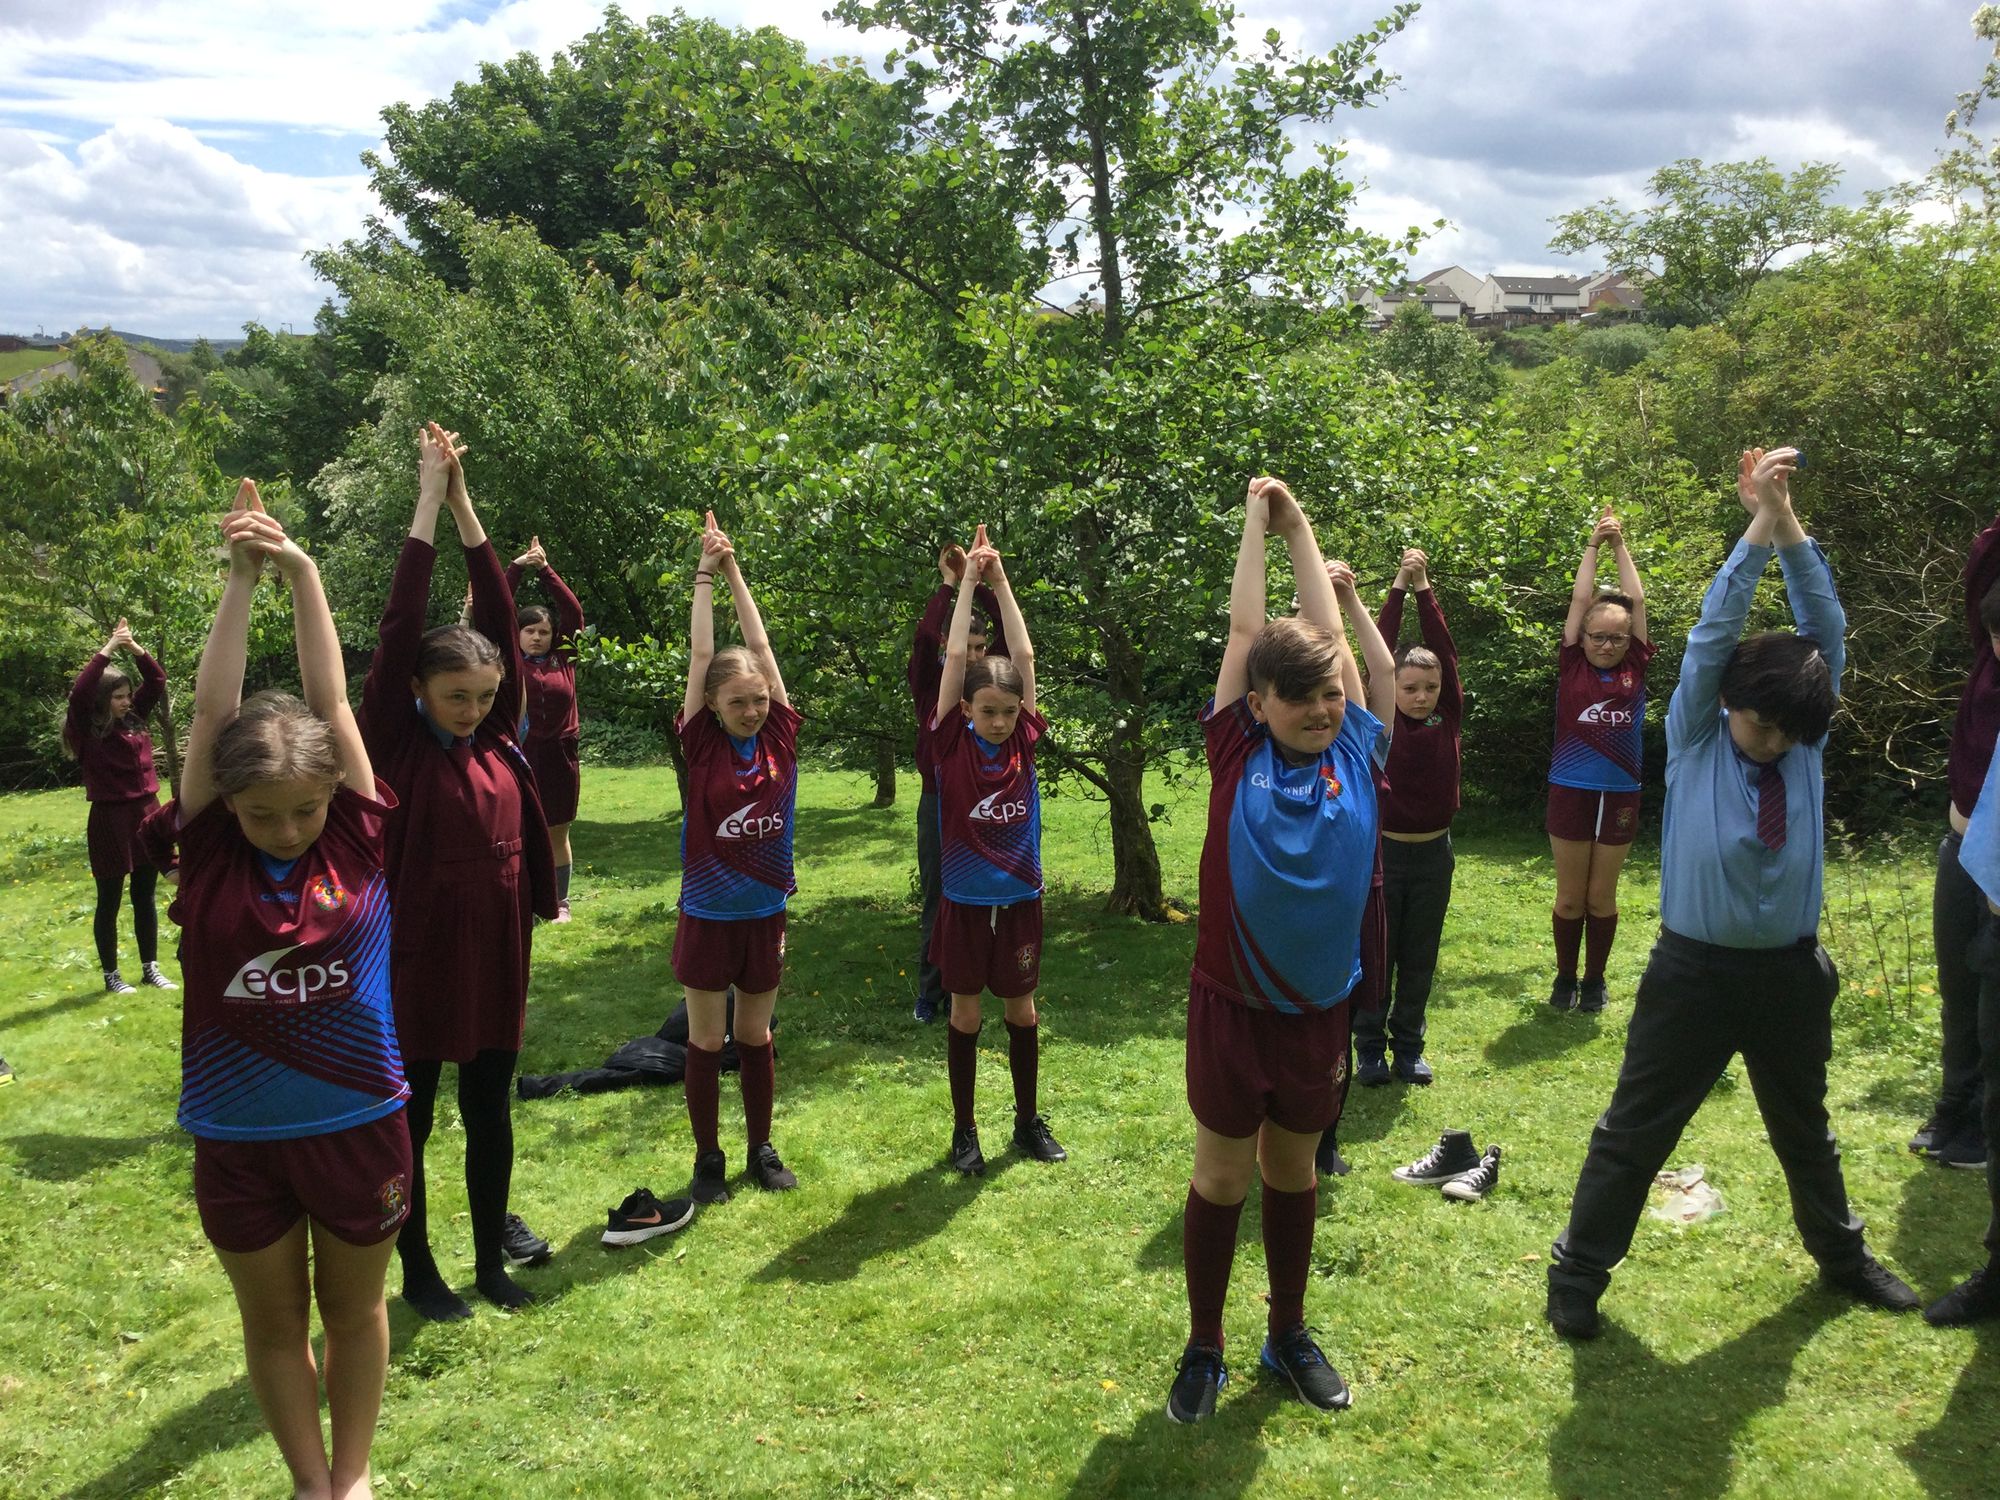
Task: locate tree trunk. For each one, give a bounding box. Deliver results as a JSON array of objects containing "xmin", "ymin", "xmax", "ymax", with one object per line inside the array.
[
  {"xmin": 872, "ymin": 737, "xmax": 896, "ymax": 808},
  {"xmin": 154, "ymin": 681, "xmax": 182, "ymax": 803},
  {"xmin": 1101, "ymin": 729, "xmax": 1167, "ymax": 919}
]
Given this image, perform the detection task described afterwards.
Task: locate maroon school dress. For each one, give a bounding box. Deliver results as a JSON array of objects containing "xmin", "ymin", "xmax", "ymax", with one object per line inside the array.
[
  {"xmin": 505, "ymin": 562, "xmax": 585, "ymax": 825},
  {"xmin": 68, "ymin": 650, "xmax": 165, "ymax": 878},
  {"xmin": 360, "ymin": 537, "xmax": 557, "ymax": 1063}
]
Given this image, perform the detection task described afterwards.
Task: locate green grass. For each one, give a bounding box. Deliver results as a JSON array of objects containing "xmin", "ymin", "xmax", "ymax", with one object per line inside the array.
[
  {"xmin": 0, "ymin": 346, "xmax": 70, "ymax": 382},
  {"xmin": 0, "ymin": 768, "xmax": 1993, "ymax": 1497}
]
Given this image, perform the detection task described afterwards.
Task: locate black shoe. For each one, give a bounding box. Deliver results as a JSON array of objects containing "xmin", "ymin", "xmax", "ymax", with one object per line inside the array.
[
  {"xmin": 914, "ymin": 994, "xmax": 940, "ymax": 1024},
  {"xmin": 1546, "ymin": 1281, "xmax": 1601, "ymax": 1340},
  {"xmin": 1315, "ymin": 1132, "xmax": 1351, "ymax": 1177},
  {"xmin": 602, "ymin": 1187, "xmax": 696, "ymax": 1246},
  {"xmin": 749, "ymin": 1142, "xmax": 799, "ymax": 1191},
  {"xmin": 1924, "ymin": 1266, "xmax": 2000, "ymax": 1326},
  {"xmin": 690, "ymin": 1147, "xmax": 731, "ymax": 1205},
  {"xmin": 950, "ymin": 1123, "xmax": 986, "ymax": 1176},
  {"xmin": 501, "ymin": 1212, "xmax": 552, "ymax": 1268},
  {"xmin": 1391, "ymin": 1128, "xmax": 1480, "ymax": 1184},
  {"xmin": 1165, "ymin": 1340, "xmax": 1228, "ymax": 1423},
  {"xmin": 1548, "ymin": 976, "xmax": 1577, "ymax": 1012},
  {"xmin": 1356, "ymin": 1050, "xmax": 1391, "ymax": 1087},
  {"xmin": 1259, "ymin": 1324, "xmax": 1351, "ymax": 1412},
  {"xmin": 1576, "ymin": 979, "xmax": 1608, "ymax": 1014},
  {"xmin": 1909, "ymin": 1107, "xmax": 1954, "ymax": 1154},
  {"xmin": 1013, "ymin": 1114, "xmax": 1068, "ymax": 1163},
  {"xmin": 1392, "ymin": 1052, "xmax": 1434, "ymax": 1085},
  {"xmin": 1441, "ymin": 1144, "xmax": 1501, "ymax": 1202},
  {"xmin": 1820, "ymin": 1252, "xmax": 1919, "ymax": 1312},
  {"xmin": 1930, "ymin": 1126, "xmax": 1990, "ymax": 1171}
]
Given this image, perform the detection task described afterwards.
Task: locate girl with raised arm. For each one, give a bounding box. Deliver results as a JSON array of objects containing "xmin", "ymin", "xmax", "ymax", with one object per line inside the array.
[
  {"xmin": 506, "ymin": 536, "xmax": 587, "ymax": 922},
  {"xmin": 1546, "ymin": 507, "xmax": 1652, "ymax": 1014},
  {"xmin": 66, "ymin": 617, "xmax": 174, "ymax": 993},
  {"xmin": 171, "ymin": 482, "xmax": 408, "ymax": 1500},
  {"xmin": 359, "ymin": 425, "xmax": 558, "ymax": 1321}
]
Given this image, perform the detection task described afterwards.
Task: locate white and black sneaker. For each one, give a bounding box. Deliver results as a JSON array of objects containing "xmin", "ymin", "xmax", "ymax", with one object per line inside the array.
[
  {"xmin": 139, "ymin": 962, "xmax": 176, "ymax": 990},
  {"xmin": 1391, "ymin": 1129, "xmax": 1480, "ymax": 1184},
  {"xmin": 601, "ymin": 1188, "xmax": 696, "ymax": 1246},
  {"xmin": 501, "ymin": 1212, "xmax": 553, "ymax": 1266},
  {"xmin": 1441, "ymin": 1144, "xmax": 1502, "ymax": 1202},
  {"xmin": 104, "ymin": 970, "xmax": 136, "ymax": 995}
]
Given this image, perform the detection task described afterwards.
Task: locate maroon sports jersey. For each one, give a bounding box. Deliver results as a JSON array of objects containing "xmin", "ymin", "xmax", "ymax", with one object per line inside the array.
[
  {"xmin": 923, "ymin": 707, "xmax": 1045, "ymax": 904},
  {"xmin": 677, "ymin": 700, "xmax": 801, "ymax": 919},
  {"xmin": 1549, "ymin": 637, "xmax": 1655, "ymax": 792}
]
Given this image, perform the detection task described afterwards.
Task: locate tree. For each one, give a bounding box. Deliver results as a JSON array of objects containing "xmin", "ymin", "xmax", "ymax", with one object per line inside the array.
[
  {"xmin": 1549, "ymin": 157, "xmax": 1864, "ymax": 326},
  {"xmin": 1375, "ymin": 300, "xmax": 1499, "ymax": 404}
]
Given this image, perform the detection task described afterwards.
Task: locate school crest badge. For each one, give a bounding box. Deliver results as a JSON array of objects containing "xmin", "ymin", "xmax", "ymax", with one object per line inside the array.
[
  {"xmin": 1016, "ymin": 943, "xmax": 1036, "ymax": 974},
  {"xmin": 379, "ymin": 1173, "xmax": 408, "ymax": 1229},
  {"xmin": 309, "ymin": 875, "xmax": 349, "ymax": 912},
  {"xmin": 1319, "ymin": 766, "xmax": 1343, "ymax": 798},
  {"xmin": 1425, "ymin": 713, "xmax": 1443, "ymax": 728},
  {"xmin": 1334, "ymin": 1052, "xmax": 1348, "ymax": 1086},
  {"xmin": 1616, "ymin": 807, "xmax": 1635, "ymax": 832}
]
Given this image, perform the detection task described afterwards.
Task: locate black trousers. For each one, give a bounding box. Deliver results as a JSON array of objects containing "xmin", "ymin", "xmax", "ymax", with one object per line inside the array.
[
  {"xmin": 1354, "ymin": 833, "xmax": 1454, "ymax": 1056},
  {"xmin": 1960, "ymin": 916, "xmax": 2000, "ymax": 1257},
  {"xmin": 916, "ymin": 788, "xmax": 944, "ymax": 1008},
  {"xmin": 1933, "ymin": 833, "xmax": 1988, "ymax": 1130},
  {"xmin": 1550, "ymin": 929, "xmax": 1866, "ymax": 1295}
]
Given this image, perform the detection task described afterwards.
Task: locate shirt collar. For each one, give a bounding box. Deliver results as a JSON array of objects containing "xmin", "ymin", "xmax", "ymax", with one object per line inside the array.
[{"xmin": 415, "ymin": 699, "xmax": 471, "ymax": 749}]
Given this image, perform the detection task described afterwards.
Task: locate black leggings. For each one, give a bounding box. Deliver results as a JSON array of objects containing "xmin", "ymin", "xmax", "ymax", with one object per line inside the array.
[
  {"xmin": 93, "ymin": 868, "xmax": 158, "ymax": 973},
  {"xmin": 398, "ymin": 1048, "xmax": 519, "ymax": 1276}
]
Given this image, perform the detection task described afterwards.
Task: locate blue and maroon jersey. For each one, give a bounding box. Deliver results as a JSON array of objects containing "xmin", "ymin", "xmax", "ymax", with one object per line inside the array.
[
  {"xmin": 677, "ymin": 700, "xmax": 801, "ymax": 920},
  {"xmin": 171, "ymin": 782, "xmax": 406, "ymax": 1141},
  {"xmin": 925, "ymin": 707, "xmax": 1045, "ymax": 906},
  {"xmin": 1191, "ymin": 696, "xmax": 1385, "ymax": 1012},
  {"xmin": 1549, "ymin": 636, "xmax": 1655, "ymax": 793}
]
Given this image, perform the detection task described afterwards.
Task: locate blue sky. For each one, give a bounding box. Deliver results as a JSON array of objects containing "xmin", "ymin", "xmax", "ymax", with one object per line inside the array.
[{"xmin": 0, "ymin": 0, "xmax": 1989, "ymax": 336}]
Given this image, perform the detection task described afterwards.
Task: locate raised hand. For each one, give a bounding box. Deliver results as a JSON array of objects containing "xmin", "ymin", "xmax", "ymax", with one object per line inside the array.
[
  {"xmin": 418, "ymin": 425, "xmax": 454, "ymax": 494},
  {"xmin": 939, "ymin": 543, "xmax": 967, "ymax": 586},
  {"xmin": 105, "ymin": 617, "xmax": 136, "ymax": 654},
  {"xmin": 1591, "ymin": 507, "xmax": 1622, "ymax": 549},
  {"xmin": 1400, "ymin": 546, "xmax": 1430, "ymax": 591},
  {"xmin": 513, "ymin": 536, "xmax": 549, "ymax": 572},
  {"xmin": 1747, "ymin": 446, "xmax": 1798, "ymax": 511},
  {"xmin": 965, "ymin": 523, "xmax": 999, "ymax": 582},
  {"xmin": 1325, "ymin": 558, "xmax": 1358, "ymax": 595},
  {"xmin": 1255, "ymin": 477, "xmax": 1305, "ymax": 536},
  {"xmin": 700, "ymin": 509, "xmax": 734, "ymax": 568}
]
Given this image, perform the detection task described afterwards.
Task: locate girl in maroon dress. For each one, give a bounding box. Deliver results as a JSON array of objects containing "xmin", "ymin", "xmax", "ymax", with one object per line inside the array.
[
  {"xmin": 505, "ymin": 536, "xmax": 585, "ymax": 921},
  {"xmin": 65, "ymin": 617, "xmax": 175, "ymax": 993},
  {"xmin": 359, "ymin": 424, "xmax": 558, "ymax": 1321}
]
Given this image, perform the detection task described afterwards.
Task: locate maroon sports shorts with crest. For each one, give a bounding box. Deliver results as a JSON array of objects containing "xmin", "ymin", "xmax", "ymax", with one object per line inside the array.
[
  {"xmin": 932, "ymin": 895, "xmax": 1043, "ymax": 999},
  {"xmin": 193, "ymin": 1107, "xmax": 412, "ymax": 1254}
]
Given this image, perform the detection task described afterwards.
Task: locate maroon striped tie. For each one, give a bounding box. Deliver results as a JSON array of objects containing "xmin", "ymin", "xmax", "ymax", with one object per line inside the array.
[{"xmin": 1757, "ymin": 761, "xmax": 1786, "ymax": 851}]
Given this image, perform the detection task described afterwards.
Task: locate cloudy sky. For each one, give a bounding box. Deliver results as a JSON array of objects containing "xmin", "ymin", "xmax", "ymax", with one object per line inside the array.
[{"xmin": 0, "ymin": 0, "xmax": 1989, "ymax": 337}]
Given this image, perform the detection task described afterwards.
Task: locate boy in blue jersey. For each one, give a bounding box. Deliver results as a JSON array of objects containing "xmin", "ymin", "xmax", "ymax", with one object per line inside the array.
[
  {"xmin": 1168, "ymin": 478, "xmax": 1385, "ymax": 1423},
  {"xmin": 1546, "ymin": 447, "xmax": 1918, "ymax": 1339}
]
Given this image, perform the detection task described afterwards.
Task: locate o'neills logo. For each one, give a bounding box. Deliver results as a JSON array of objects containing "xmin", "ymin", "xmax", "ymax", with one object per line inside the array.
[
  {"xmin": 717, "ymin": 805, "xmax": 785, "ymax": 841},
  {"xmin": 224, "ymin": 944, "xmax": 349, "ymax": 1004},
  {"xmin": 1249, "ymin": 771, "xmax": 1316, "ymax": 800},
  {"xmin": 969, "ymin": 789, "xmax": 1030, "ymax": 824},
  {"xmin": 1577, "ymin": 699, "xmax": 1635, "ymax": 727}
]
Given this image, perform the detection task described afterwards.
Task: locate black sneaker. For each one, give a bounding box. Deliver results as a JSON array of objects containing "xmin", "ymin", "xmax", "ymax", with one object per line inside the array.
[
  {"xmin": 1576, "ymin": 979, "xmax": 1608, "ymax": 1014},
  {"xmin": 1259, "ymin": 1324, "xmax": 1351, "ymax": 1412},
  {"xmin": 1441, "ymin": 1144, "xmax": 1501, "ymax": 1202},
  {"xmin": 139, "ymin": 962, "xmax": 177, "ymax": 990},
  {"xmin": 1392, "ymin": 1052, "xmax": 1434, "ymax": 1085},
  {"xmin": 1391, "ymin": 1128, "xmax": 1480, "ymax": 1184},
  {"xmin": 1165, "ymin": 1340, "xmax": 1228, "ymax": 1423},
  {"xmin": 949, "ymin": 1123, "xmax": 986, "ymax": 1176},
  {"xmin": 913, "ymin": 995, "xmax": 940, "ymax": 1024},
  {"xmin": 749, "ymin": 1142, "xmax": 798, "ymax": 1191},
  {"xmin": 690, "ymin": 1147, "xmax": 731, "ymax": 1205},
  {"xmin": 501, "ymin": 1212, "xmax": 552, "ymax": 1267},
  {"xmin": 1930, "ymin": 1126, "xmax": 1989, "ymax": 1171},
  {"xmin": 1356, "ymin": 1050, "xmax": 1391, "ymax": 1087},
  {"xmin": 1013, "ymin": 1114, "xmax": 1068, "ymax": 1163},
  {"xmin": 601, "ymin": 1187, "xmax": 696, "ymax": 1246},
  {"xmin": 1820, "ymin": 1252, "xmax": 1919, "ymax": 1312},
  {"xmin": 1546, "ymin": 1280, "xmax": 1601, "ymax": 1340},
  {"xmin": 1548, "ymin": 976, "xmax": 1577, "ymax": 1012},
  {"xmin": 1924, "ymin": 1266, "xmax": 2000, "ymax": 1326},
  {"xmin": 1315, "ymin": 1132, "xmax": 1350, "ymax": 1177},
  {"xmin": 104, "ymin": 971, "xmax": 136, "ymax": 996},
  {"xmin": 1909, "ymin": 1107, "xmax": 1954, "ymax": 1154}
]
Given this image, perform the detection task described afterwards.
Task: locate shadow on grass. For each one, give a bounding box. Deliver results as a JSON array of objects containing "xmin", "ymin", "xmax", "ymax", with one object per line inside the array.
[
  {"xmin": 1060, "ymin": 1379, "xmax": 1279, "ymax": 1498},
  {"xmin": 1547, "ymin": 1289, "xmax": 1836, "ymax": 1500},
  {"xmin": 1484, "ymin": 1005, "xmax": 1607, "ymax": 1068},
  {"xmin": 0, "ymin": 985, "xmax": 113, "ymax": 1031},
  {"xmin": 751, "ymin": 1155, "xmax": 1019, "ymax": 1285},
  {"xmin": 3, "ymin": 1128, "xmax": 176, "ymax": 1181},
  {"xmin": 67, "ymin": 1378, "xmax": 267, "ymax": 1499}
]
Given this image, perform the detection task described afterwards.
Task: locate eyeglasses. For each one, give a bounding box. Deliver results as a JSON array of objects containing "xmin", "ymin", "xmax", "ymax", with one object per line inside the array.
[{"xmin": 1585, "ymin": 632, "xmax": 1630, "ymax": 647}]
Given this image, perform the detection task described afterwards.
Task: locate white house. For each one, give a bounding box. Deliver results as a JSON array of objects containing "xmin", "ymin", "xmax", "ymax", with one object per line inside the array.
[
  {"xmin": 1473, "ymin": 274, "xmax": 1584, "ymax": 318},
  {"xmin": 1415, "ymin": 265, "xmax": 1487, "ymax": 308}
]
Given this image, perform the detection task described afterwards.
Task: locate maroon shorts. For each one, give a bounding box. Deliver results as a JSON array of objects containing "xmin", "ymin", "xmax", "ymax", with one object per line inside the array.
[
  {"xmin": 86, "ymin": 794, "xmax": 157, "ymax": 879},
  {"xmin": 673, "ymin": 909, "xmax": 786, "ymax": 994},
  {"xmin": 193, "ymin": 1107, "xmax": 412, "ymax": 1254},
  {"xmin": 1185, "ymin": 974, "xmax": 1351, "ymax": 1138},
  {"xmin": 1545, "ymin": 784, "xmax": 1641, "ymax": 846},
  {"xmin": 932, "ymin": 895, "xmax": 1042, "ymax": 999}
]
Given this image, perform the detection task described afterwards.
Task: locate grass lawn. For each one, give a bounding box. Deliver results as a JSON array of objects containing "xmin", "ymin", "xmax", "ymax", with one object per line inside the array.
[
  {"xmin": 0, "ymin": 346, "xmax": 70, "ymax": 383},
  {"xmin": 0, "ymin": 766, "xmax": 1994, "ymax": 1497}
]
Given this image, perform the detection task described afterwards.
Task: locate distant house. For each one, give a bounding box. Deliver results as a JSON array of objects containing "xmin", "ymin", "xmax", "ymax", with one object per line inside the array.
[
  {"xmin": 1471, "ymin": 274, "xmax": 1584, "ymax": 322},
  {"xmin": 1352, "ymin": 282, "xmax": 1465, "ymax": 326},
  {"xmin": 1578, "ymin": 271, "xmax": 1647, "ymax": 320},
  {"xmin": 1415, "ymin": 265, "xmax": 1487, "ymax": 308}
]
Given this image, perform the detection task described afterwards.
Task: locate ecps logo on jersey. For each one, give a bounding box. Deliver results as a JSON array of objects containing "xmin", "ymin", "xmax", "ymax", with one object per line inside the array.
[
  {"xmin": 1577, "ymin": 699, "xmax": 1635, "ymax": 727},
  {"xmin": 224, "ymin": 944, "xmax": 349, "ymax": 1004},
  {"xmin": 969, "ymin": 788, "xmax": 1031, "ymax": 824},
  {"xmin": 717, "ymin": 805, "xmax": 787, "ymax": 841}
]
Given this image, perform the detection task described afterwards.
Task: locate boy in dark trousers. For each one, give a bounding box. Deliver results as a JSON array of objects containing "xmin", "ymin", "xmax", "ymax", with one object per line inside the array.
[{"xmin": 1545, "ymin": 446, "xmax": 1918, "ymax": 1338}]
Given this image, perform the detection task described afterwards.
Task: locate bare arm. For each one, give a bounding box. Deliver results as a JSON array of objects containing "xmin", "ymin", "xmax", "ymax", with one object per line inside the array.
[
  {"xmin": 1608, "ymin": 527, "xmax": 1648, "ymax": 643},
  {"xmin": 719, "ymin": 550, "xmax": 787, "ymax": 708},
  {"xmin": 1216, "ymin": 483, "xmax": 1272, "ymax": 709},
  {"xmin": 1332, "ymin": 561, "xmax": 1394, "ymax": 722},
  {"xmin": 181, "ymin": 482, "xmax": 265, "ymax": 819},
  {"xmin": 683, "ymin": 519, "xmax": 727, "ymax": 724},
  {"xmin": 1563, "ymin": 513, "xmax": 1608, "ymax": 647},
  {"xmin": 936, "ymin": 563, "xmax": 983, "ymax": 724},
  {"xmin": 974, "ymin": 533, "xmax": 1035, "ymax": 714}
]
